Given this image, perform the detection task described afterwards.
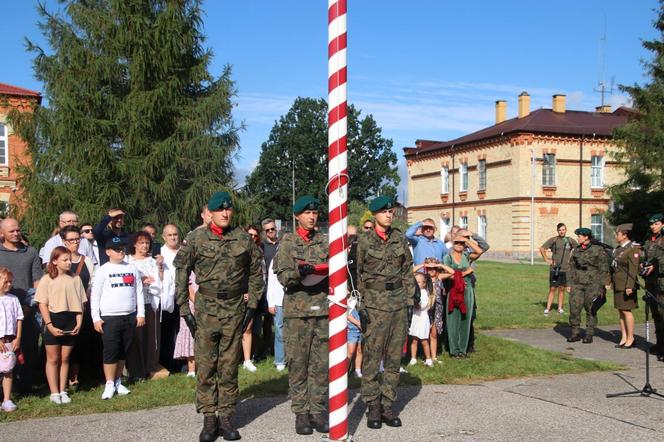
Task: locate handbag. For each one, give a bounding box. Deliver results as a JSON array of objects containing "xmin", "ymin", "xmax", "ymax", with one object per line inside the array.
[
  {"xmin": 0, "ymin": 344, "xmax": 16, "ymax": 374},
  {"xmin": 590, "ymin": 294, "xmax": 607, "ymax": 316}
]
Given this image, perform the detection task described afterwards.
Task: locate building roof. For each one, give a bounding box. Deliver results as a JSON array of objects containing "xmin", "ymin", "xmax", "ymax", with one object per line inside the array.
[
  {"xmin": 0, "ymin": 82, "xmax": 41, "ymax": 99},
  {"xmin": 404, "ymin": 107, "xmax": 633, "ymax": 158}
]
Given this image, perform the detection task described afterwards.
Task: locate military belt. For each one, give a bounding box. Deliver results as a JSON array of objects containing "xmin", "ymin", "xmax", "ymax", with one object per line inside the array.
[
  {"xmin": 365, "ymin": 281, "xmax": 403, "ymax": 291},
  {"xmin": 198, "ymin": 286, "xmax": 243, "ymax": 300},
  {"xmin": 288, "ymin": 279, "xmax": 329, "ymax": 294}
]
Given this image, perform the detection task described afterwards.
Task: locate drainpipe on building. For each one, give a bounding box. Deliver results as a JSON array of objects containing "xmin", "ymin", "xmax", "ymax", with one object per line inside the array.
[
  {"xmin": 451, "ymin": 147, "xmax": 456, "ymax": 223},
  {"xmin": 530, "ymin": 148, "xmax": 535, "ymax": 265},
  {"xmin": 579, "ymin": 135, "xmax": 584, "ymax": 227}
]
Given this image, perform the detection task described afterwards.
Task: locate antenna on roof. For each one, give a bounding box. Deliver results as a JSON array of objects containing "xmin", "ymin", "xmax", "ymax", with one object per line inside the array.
[{"xmin": 594, "ymin": 14, "xmax": 614, "ymax": 106}]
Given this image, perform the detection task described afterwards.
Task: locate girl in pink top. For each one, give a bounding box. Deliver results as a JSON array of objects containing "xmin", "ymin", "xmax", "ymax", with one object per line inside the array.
[{"xmin": 0, "ymin": 267, "xmax": 23, "ymax": 412}]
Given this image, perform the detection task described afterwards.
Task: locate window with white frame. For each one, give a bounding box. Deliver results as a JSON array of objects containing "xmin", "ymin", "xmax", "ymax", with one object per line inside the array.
[
  {"xmin": 591, "ymin": 214, "xmax": 604, "ymax": 242},
  {"xmin": 460, "ymin": 163, "xmax": 468, "ymax": 192},
  {"xmin": 591, "ymin": 155, "xmax": 604, "ymax": 188},
  {"xmin": 0, "ymin": 123, "xmax": 7, "ymax": 166},
  {"xmin": 441, "ymin": 167, "xmax": 449, "ymax": 194},
  {"xmin": 440, "ymin": 217, "xmax": 450, "ymax": 240},
  {"xmin": 459, "ymin": 215, "xmax": 468, "ymax": 229},
  {"xmin": 542, "ymin": 153, "xmax": 556, "ymax": 186},
  {"xmin": 478, "ymin": 159, "xmax": 486, "ymax": 190},
  {"xmin": 478, "ymin": 215, "xmax": 487, "ymax": 240}
]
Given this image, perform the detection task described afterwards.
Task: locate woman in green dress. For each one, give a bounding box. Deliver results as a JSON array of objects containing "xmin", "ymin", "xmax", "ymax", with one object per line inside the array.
[{"xmin": 443, "ymin": 235, "xmax": 484, "ymax": 357}]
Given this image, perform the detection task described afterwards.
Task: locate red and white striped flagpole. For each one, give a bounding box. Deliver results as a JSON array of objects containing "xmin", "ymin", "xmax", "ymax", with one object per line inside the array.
[{"xmin": 327, "ymin": 0, "xmax": 349, "ymax": 440}]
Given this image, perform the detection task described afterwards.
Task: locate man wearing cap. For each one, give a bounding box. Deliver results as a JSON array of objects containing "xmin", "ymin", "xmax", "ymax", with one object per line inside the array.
[
  {"xmin": 357, "ymin": 195, "xmax": 415, "ymax": 429},
  {"xmin": 273, "ymin": 195, "xmax": 330, "ymax": 436},
  {"xmin": 643, "ymin": 213, "xmax": 664, "ymax": 358},
  {"xmin": 174, "ymin": 191, "xmax": 264, "ymax": 442},
  {"xmin": 405, "ymin": 218, "xmax": 447, "ymax": 266},
  {"xmin": 93, "ymin": 208, "xmax": 130, "ymax": 265},
  {"xmin": 565, "ymin": 227, "xmax": 610, "ymax": 343}
]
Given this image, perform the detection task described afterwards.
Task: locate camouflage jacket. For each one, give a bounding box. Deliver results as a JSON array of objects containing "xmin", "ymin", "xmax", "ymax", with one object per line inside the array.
[
  {"xmin": 643, "ymin": 233, "xmax": 664, "ymax": 288},
  {"xmin": 356, "ymin": 227, "xmax": 416, "ymax": 312},
  {"xmin": 274, "ymin": 230, "xmax": 329, "ymax": 318},
  {"xmin": 173, "ymin": 225, "xmax": 264, "ymax": 318},
  {"xmin": 567, "ymin": 242, "xmax": 610, "ymax": 287}
]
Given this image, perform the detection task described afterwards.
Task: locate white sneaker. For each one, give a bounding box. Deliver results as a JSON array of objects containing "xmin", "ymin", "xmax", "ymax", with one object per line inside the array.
[
  {"xmin": 424, "ymin": 359, "xmax": 434, "ymax": 367},
  {"xmin": 408, "ymin": 358, "xmax": 417, "ymax": 366},
  {"xmin": 115, "ymin": 378, "xmax": 130, "ymax": 396},
  {"xmin": 379, "ymin": 361, "xmax": 385, "ymax": 373},
  {"xmin": 101, "ymin": 381, "xmax": 116, "ymax": 400},
  {"xmin": 276, "ymin": 364, "xmax": 286, "ymax": 372},
  {"xmin": 1, "ymin": 400, "xmax": 16, "ymax": 412},
  {"xmin": 354, "ymin": 369, "xmax": 362, "ymax": 378},
  {"xmin": 558, "ymin": 308, "xmax": 565, "ymax": 315},
  {"xmin": 59, "ymin": 391, "xmax": 71, "ymax": 404},
  {"xmin": 186, "ymin": 371, "xmax": 196, "ymax": 378},
  {"xmin": 50, "ymin": 393, "xmax": 62, "ymax": 404},
  {"xmin": 243, "ymin": 360, "xmax": 257, "ymax": 372},
  {"xmin": 399, "ymin": 366, "xmax": 408, "ymax": 373},
  {"xmin": 543, "ymin": 308, "xmax": 550, "ymax": 316}
]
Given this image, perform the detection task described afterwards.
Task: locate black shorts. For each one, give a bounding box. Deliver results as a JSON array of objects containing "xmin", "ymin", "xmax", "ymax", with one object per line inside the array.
[
  {"xmin": 100, "ymin": 314, "xmax": 136, "ymax": 364},
  {"xmin": 549, "ymin": 270, "xmax": 567, "ymax": 288},
  {"xmin": 43, "ymin": 311, "xmax": 78, "ymax": 346}
]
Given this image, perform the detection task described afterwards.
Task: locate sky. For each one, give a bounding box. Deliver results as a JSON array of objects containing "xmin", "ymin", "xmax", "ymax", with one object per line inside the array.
[{"xmin": 1, "ymin": 1, "xmax": 659, "ymax": 204}]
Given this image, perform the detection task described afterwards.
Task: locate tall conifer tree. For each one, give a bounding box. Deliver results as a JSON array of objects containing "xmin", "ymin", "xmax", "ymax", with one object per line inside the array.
[{"xmin": 10, "ymin": 0, "xmax": 239, "ymax": 245}]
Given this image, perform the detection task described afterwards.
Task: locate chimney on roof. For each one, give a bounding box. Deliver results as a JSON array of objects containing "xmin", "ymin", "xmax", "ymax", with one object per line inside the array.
[
  {"xmin": 518, "ymin": 91, "xmax": 530, "ymax": 119},
  {"xmin": 552, "ymin": 94, "xmax": 566, "ymax": 113},
  {"xmin": 495, "ymin": 100, "xmax": 507, "ymax": 124},
  {"xmin": 595, "ymin": 104, "xmax": 612, "ymax": 113}
]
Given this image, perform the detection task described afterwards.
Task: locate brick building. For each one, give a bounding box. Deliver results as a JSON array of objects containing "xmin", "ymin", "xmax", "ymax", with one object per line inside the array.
[
  {"xmin": 404, "ymin": 92, "xmax": 632, "ymax": 259},
  {"xmin": 0, "ymin": 83, "xmax": 41, "ymax": 214}
]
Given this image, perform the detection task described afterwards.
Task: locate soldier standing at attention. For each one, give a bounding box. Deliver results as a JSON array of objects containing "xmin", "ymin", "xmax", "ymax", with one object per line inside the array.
[
  {"xmin": 357, "ymin": 196, "xmax": 415, "ymax": 430},
  {"xmin": 610, "ymin": 224, "xmax": 641, "ymax": 349},
  {"xmin": 274, "ymin": 196, "xmax": 330, "ymax": 436},
  {"xmin": 643, "ymin": 213, "xmax": 664, "ymax": 359},
  {"xmin": 565, "ymin": 227, "xmax": 610, "ymax": 344},
  {"xmin": 174, "ymin": 191, "xmax": 264, "ymax": 442}
]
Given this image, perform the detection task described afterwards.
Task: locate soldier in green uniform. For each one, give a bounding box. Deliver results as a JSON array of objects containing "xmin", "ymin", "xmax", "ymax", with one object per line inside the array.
[
  {"xmin": 174, "ymin": 191, "xmax": 264, "ymax": 442},
  {"xmin": 643, "ymin": 213, "xmax": 664, "ymax": 359},
  {"xmin": 356, "ymin": 196, "xmax": 416, "ymax": 429},
  {"xmin": 273, "ymin": 196, "xmax": 330, "ymax": 436},
  {"xmin": 610, "ymin": 223, "xmax": 641, "ymax": 348},
  {"xmin": 565, "ymin": 227, "xmax": 610, "ymax": 344}
]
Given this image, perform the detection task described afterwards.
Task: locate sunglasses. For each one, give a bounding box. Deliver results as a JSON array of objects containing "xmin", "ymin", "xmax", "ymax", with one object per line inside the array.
[
  {"xmin": 264, "ymin": 228, "xmax": 275, "ymax": 232},
  {"xmin": 108, "ymin": 248, "xmax": 125, "ymax": 253},
  {"xmin": 453, "ymin": 241, "xmax": 465, "ymax": 245},
  {"xmin": 81, "ymin": 229, "xmax": 93, "ymax": 234},
  {"xmin": 363, "ymin": 225, "xmax": 372, "ymax": 230},
  {"xmin": 422, "ymin": 226, "xmax": 435, "ymax": 230},
  {"xmin": 249, "ymin": 233, "xmax": 259, "ymax": 238}
]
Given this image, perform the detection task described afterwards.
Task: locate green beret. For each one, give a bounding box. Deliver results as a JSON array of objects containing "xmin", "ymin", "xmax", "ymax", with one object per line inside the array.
[
  {"xmin": 368, "ymin": 195, "xmax": 396, "ymax": 213},
  {"xmin": 649, "ymin": 213, "xmax": 664, "ymax": 223},
  {"xmin": 616, "ymin": 223, "xmax": 633, "ymax": 232},
  {"xmin": 293, "ymin": 195, "xmax": 319, "ymax": 214},
  {"xmin": 208, "ymin": 191, "xmax": 233, "ymax": 211},
  {"xmin": 574, "ymin": 227, "xmax": 593, "ymax": 237}
]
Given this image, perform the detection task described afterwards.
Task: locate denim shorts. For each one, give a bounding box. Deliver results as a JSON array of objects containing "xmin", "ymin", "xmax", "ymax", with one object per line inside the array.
[{"xmin": 348, "ymin": 325, "xmax": 361, "ymax": 344}]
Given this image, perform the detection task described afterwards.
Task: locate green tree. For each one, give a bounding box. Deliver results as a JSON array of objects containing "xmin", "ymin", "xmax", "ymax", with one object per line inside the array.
[
  {"xmin": 610, "ymin": 0, "xmax": 664, "ymax": 240},
  {"xmin": 10, "ymin": 0, "xmax": 240, "ymax": 245},
  {"xmin": 245, "ymin": 97, "xmax": 399, "ymax": 221}
]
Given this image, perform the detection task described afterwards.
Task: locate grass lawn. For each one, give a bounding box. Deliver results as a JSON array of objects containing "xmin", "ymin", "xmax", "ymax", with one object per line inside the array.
[
  {"xmin": 475, "ymin": 260, "xmax": 646, "ymax": 329},
  {"xmin": 0, "ymin": 333, "xmax": 619, "ymax": 423}
]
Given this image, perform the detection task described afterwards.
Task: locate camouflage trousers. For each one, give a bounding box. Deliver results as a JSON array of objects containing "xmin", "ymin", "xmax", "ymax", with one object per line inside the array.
[
  {"xmin": 284, "ymin": 316, "xmax": 329, "ymax": 414},
  {"xmin": 361, "ymin": 307, "xmax": 408, "ymax": 407},
  {"xmin": 569, "ymin": 284, "xmax": 598, "ymax": 337},
  {"xmin": 645, "ymin": 281, "xmax": 664, "ymax": 347},
  {"xmin": 195, "ymin": 310, "xmax": 243, "ymax": 416}
]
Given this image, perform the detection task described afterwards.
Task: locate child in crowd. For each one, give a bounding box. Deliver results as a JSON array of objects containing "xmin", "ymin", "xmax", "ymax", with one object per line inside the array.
[
  {"xmin": 0, "ymin": 268, "xmax": 22, "ymax": 412},
  {"xmin": 90, "ymin": 237, "xmax": 145, "ymax": 400},
  {"xmin": 174, "ymin": 273, "xmax": 197, "ymax": 377},
  {"xmin": 409, "ymin": 273, "xmax": 434, "ymax": 367},
  {"xmin": 36, "ymin": 246, "xmax": 87, "ymax": 405},
  {"xmin": 346, "ymin": 296, "xmax": 363, "ymax": 378}
]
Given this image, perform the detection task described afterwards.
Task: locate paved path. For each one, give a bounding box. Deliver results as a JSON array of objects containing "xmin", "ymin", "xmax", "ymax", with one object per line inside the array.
[{"xmin": 4, "ymin": 325, "xmax": 664, "ymax": 441}]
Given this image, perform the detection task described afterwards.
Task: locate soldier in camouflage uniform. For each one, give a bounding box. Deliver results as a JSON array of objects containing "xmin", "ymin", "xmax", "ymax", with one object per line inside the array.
[
  {"xmin": 174, "ymin": 191, "xmax": 264, "ymax": 442},
  {"xmin": 565, "ymin": 227, "xmax": 610, "ymax": 344},
  {"xmin": 357, "ymin": 196, "xmax": 416, "ymax": 429},
  {"xmin": 643, "ymin": 213, "xmax": 664, "ymax": 358},
  {"xmin": 274, "ymin": 196, "xmax": 330, "ymax": 436}
]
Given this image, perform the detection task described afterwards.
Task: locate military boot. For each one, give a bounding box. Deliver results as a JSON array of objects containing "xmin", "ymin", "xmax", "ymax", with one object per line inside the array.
[
  {"xmin": 218, "ymin": 415, "xmax": 241, "ymax": 441},
  {"xmin": 366, "ymin": 402, "xmax": 382, "ymax": 429},
  {"xmin": 381, "ymin": 405, "xmax": 402, "ymax": 427},
  {"xmin": 295, "ymin": 413, "xmax": 313, "ymax": 435},
  {"xmin": 309, "ymin": 413, "xmax": 329, "ymax": 433},
  {"xmin": 199, "ymin": 414, "xmax": 218, "ymax": 442}
]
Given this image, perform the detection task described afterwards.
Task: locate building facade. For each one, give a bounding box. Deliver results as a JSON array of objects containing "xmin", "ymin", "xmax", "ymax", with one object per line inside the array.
[
  {"xmin": 0, "ymin": 83, "xmax": 41, "ymax": 215},
  {"xmin": 404, "ymin": 92, "xmax": 631, "ymax": 259}
]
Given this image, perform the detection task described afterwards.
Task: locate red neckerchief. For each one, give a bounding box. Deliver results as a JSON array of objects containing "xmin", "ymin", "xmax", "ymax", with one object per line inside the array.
[
  {"xmin": 210, "ymin": 223, "xmax": 224, "ymax": 239},
  {"xmin": 581, "ymin": 242, "xmax": 588, "ymax": 250},
  {"xmin": 296, "ymin": 227, "xmax": 313, "ymax": 243},
  {"xmin": 375, "ymin": 226, "xmax": 388, "ymax": 241}
]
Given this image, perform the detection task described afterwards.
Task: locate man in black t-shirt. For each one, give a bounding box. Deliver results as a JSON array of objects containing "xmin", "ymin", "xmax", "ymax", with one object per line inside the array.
[{"xmin": 540, "ymin": 223, "xmax": 578, "ymax": 315}]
